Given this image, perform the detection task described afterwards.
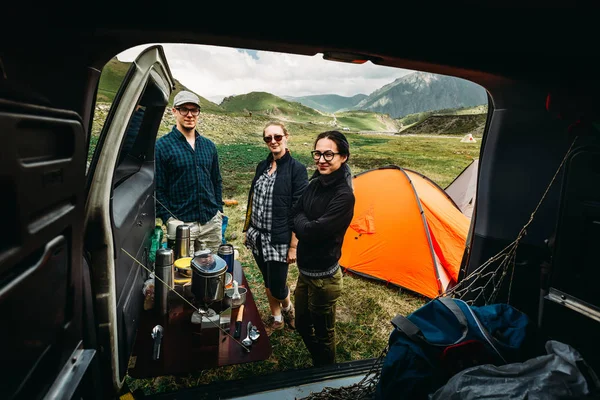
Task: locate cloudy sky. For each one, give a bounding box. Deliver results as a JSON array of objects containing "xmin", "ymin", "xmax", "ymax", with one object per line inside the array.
[{"xmin": 117, "ymin": 44, "xmax": 415, "ymax": 103}]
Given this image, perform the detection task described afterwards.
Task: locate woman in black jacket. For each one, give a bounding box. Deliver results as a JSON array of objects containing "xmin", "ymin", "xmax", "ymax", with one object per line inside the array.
[
  {"xmin": 243, "ymin": 121, "xmax": 308, "ymax": 335},
  {"xmin": 292, "ymin": 130, "xmax": 355, "ymax": 366}
]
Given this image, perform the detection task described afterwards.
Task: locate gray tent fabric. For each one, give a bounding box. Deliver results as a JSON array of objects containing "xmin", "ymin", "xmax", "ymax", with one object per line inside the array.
[{"xmin": 445, "ymin": 159, "xmax": 478, "ymax": 218}]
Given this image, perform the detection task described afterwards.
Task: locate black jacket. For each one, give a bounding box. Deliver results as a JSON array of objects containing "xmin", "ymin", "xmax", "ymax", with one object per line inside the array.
[
  {"xmin": 293, "ymin": 166, "xmax": 355, "ymax": 276},
  {"xmin": 243, "ymin": 150, "xmax": 308, "ymax": 244}
]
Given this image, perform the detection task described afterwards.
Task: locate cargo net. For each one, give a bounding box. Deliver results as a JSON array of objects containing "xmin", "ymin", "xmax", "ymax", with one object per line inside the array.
[
  {"xmin": 439, "ymin": 136, "xmax": 575, "ymax": 306},
  {"xmin": 301, "ymin": 138, "xmax": 577, "ymax": 400}
]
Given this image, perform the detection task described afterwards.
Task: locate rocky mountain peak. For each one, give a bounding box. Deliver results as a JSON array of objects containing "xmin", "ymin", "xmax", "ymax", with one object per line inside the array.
[{"xmin": 355, "ymin": 72, "xmax": 487, "ymax": 118}]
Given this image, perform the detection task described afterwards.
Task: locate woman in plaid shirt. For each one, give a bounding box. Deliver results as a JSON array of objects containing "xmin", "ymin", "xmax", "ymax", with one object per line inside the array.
[{"xmin": 243, "ymin": 121, "xmax": 308, "ymax": 336}]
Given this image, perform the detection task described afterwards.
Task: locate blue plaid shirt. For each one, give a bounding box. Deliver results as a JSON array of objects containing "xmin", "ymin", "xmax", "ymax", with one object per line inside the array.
[{"xmin": 155, "ymin": 126, "xmax": 223, "ymax": 224}]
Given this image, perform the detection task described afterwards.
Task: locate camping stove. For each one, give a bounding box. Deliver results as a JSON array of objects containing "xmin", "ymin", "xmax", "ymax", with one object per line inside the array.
[{"xmin": 191, "ymin": 306, "xmax": 220, "ymax": 327}]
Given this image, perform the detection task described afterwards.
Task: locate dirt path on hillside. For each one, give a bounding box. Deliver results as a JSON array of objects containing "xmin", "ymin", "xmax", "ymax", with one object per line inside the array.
[{"xmin": 359, "ymin": 132, "xmax": 481, "ymax": 140}]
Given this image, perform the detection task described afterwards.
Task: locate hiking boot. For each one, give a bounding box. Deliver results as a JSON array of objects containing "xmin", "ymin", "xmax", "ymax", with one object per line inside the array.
[
  {"xmin": 265, "ymin": 317, "xmax": 284, "ymax": 336},
  {"xmin": 282, "ymin": 303, "xmax": 296, "ymax": 330}
]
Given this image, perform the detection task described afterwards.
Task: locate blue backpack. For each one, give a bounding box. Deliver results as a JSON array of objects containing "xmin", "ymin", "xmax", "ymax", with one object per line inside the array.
[{"xmin": 376, "ymin": 297, "xmax": 529, "ymax": 400}]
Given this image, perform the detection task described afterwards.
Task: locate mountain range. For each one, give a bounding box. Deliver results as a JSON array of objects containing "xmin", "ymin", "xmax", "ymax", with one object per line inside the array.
[
  {"xmin": 99, "ymin": 59, "xmax": 487, "ymax": 120},
  {"xmin": 354, "ymin": 72, "xmax": 487, "ymax": 118},
  {"xmin": 283, "ymin": 72, "xmax": 487, "ymax": 118},
  {"xmin": 282, "ymin": 94, "xmax": 368, "ymax": 114}
]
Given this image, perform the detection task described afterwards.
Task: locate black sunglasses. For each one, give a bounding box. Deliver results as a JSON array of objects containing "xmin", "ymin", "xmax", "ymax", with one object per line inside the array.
[{"xmin": 263, "ymin": 135, "xmax": 284, "ymax": 143}]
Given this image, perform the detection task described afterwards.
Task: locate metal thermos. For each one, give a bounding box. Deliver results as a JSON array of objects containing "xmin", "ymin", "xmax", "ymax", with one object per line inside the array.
[
  {"xmin": 166, "ymin": 219, "xmax": 184, "ymax": 249},
  {"xmin": 218, "ymin": 243, "xmax": 235, "ymax": 274},
  {"xmin": 175, "ymin": 224, "xmax": 190, "ymax": 259},
  {"xmin": 155, "ymin": 248, "xmax": 174, "ymax": 316}
]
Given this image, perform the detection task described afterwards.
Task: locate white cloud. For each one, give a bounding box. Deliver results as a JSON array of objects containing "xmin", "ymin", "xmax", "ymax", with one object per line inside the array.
[{"xmin": 117, "ymin": 44, "xmax": 414, "ymax": 102}]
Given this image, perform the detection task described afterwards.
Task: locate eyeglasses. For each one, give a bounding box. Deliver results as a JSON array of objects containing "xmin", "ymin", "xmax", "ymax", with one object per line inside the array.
[
  {"xmin": 311, "ymin": 150, "xmax": 340, "ymax": 161},
  {"xmin": 263, "ymin": 135, "xmax": 284, "ymax": 143},
  {"xmin": 176, "ymin": 107, "xmax": 201, "ymax": 116}
]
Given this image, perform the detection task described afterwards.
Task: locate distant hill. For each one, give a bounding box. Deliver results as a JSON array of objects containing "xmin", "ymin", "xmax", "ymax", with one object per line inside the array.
[
  {"xmin": 336, "ymin": 111, "xmax": 400, "ymax": 132},
  {"xmin": 398, "ymin": 105, "xmax": 488, "ymax": 129},
  {"xmin": 97, "ymin": 58, "xmax": 224, "ymax": 113},
  {"xmin": 97, "ymin": 59, "xmax": 131, "ymax": 103},
  {"xmin": 400, "ymin": 113, "xmax": 487, "ymax": 136},
  {"xmin": 354, "ymin": 72, "xmax": 487, "ymax": 118},
  {"xmin": 282, "ymin": 94, "xmax": 367, "ymax": 114},
  {"xmin": 220, "ymin": 91, "xmax": 331, "ymax": 123}
]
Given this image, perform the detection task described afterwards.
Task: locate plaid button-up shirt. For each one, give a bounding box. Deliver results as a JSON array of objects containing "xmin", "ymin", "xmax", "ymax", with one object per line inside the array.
[
  {"xmin": 155, "ymin": 126, "xmax": 223, "ymax": 224},
  {"xmin": 246, "ymin": 168, "xmax": 289, "ymax": 262}
]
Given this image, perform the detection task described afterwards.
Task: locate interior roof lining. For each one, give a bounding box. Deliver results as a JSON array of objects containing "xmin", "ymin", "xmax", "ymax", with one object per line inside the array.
[{"xmin": 81, "ymin": 26, "xmax": 597, "ymax": 84}]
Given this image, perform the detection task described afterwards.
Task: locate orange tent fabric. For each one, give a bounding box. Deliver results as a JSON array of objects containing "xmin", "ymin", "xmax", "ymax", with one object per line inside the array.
[{"xmin": 339, "ymin": 166, "xmax": 470, "ymax": 298}]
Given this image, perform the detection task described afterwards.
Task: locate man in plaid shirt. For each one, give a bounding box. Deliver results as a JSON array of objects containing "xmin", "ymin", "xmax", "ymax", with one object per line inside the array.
[{"xmin": 155, "ymin": 91, "xmax": 223, "ymax": 254}]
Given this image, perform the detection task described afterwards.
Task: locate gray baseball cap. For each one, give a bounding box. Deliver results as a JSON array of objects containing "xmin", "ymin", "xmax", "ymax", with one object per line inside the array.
[{"xmin": 173, "ymin": 91, "xmax": 201, "ymax": 108}]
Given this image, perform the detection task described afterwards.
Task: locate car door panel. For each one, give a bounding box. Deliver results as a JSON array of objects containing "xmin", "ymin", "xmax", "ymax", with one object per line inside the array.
[
  {"xmin": 0, "ymin": 101, "xmax": 88, "ymax": 399},
  {"xmin": 84, "ymin": 45, "xmax": 174, "ymax": 392}
]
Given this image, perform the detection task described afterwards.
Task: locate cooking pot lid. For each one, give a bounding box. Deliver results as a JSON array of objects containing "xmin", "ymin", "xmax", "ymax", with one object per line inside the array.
[{"xmin": 191, "ymin": 250, "xmax": 227, "ymax": 275}]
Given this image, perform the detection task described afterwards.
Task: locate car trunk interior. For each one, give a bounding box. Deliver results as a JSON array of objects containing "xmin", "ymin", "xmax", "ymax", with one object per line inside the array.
[{"xmin": 1, "ymin": 19, "xmax": 600, "ymax": 398}]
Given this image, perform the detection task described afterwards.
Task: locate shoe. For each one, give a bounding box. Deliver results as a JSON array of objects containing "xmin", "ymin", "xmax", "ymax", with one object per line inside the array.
[
  {"xmin": 282, "ymin": 303, "xmax": 296, "ymax": 330},
  {"xmin": 265, "ymin": 316, "xmax": 285, "ymax": 336}
]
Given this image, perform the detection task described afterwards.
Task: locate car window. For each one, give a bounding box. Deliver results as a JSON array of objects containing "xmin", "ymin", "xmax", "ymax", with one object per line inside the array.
[{"xmin": 88, "ymin": 60, "xmax": 129, "ymax": 171}]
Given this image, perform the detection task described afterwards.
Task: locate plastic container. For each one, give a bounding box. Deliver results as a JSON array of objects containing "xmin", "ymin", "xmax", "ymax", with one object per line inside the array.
[
  {"xmin": 149, "ymin": 225, "xmax": 164, "ymax": 264},
  {"xmin": 166, "ymin": 219, "xmax": 184, "ymax": 249}
]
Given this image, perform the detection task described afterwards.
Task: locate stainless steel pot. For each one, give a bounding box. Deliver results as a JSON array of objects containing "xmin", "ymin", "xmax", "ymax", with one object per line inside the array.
[
  {"xmin": 224, "ymin": 287, "xmax": 247, "ymax": 309},
  {"xmin": 190, "ymin": 250, "xmax": 227, "ymax": 306}
]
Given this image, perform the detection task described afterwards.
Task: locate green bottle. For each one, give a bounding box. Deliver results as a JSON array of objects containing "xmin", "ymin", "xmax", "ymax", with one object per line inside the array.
[{"xmin": 149, "ymin": 225, "xmax": 164, "ymax": 264}]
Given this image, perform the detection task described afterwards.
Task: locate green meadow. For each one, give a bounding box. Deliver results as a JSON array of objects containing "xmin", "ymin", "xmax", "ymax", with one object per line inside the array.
[{"xmin": 93, "ymin": 107, "xmax": 483, "ymax": 395}]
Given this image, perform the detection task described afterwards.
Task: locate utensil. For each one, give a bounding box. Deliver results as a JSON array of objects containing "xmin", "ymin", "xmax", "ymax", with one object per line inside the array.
[
  {"xmin": 224, "ymin": 286, "xmax": 247, "ymax": 309},
  {"xmin": 232, "ymin": 280, "xmax": 241, "ymax": 301},
  {"xmin": 242, "ymin": 321, "xmax": 253, "ymax": 347},
  {"xmin": 151, "ymin": 325, "xmax": 164, "ymax": 360},
  {"xmin": 233, "ymin": 304, "xmax": 244, "ymax": 338},
  {"xmin": 249, "ymin": 323, "xmax": 260, "ymax": 341}
]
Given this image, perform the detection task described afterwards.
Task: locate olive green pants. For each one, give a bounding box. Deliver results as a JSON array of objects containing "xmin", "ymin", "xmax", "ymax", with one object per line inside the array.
[{"xmin": 294, "ymin": 267, "xmax": 342, "ymax": 367}]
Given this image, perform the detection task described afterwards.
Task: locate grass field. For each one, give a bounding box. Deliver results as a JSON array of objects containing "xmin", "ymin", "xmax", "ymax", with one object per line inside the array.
[{"xmin": 115, "ymin": 110, "xmax": 482, "ymax": 395}]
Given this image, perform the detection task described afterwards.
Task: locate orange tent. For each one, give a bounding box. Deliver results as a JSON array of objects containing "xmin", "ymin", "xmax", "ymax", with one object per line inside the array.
[{"xmin": 339, "ymin": 166, "xmax": 470, "ymax": 298}]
